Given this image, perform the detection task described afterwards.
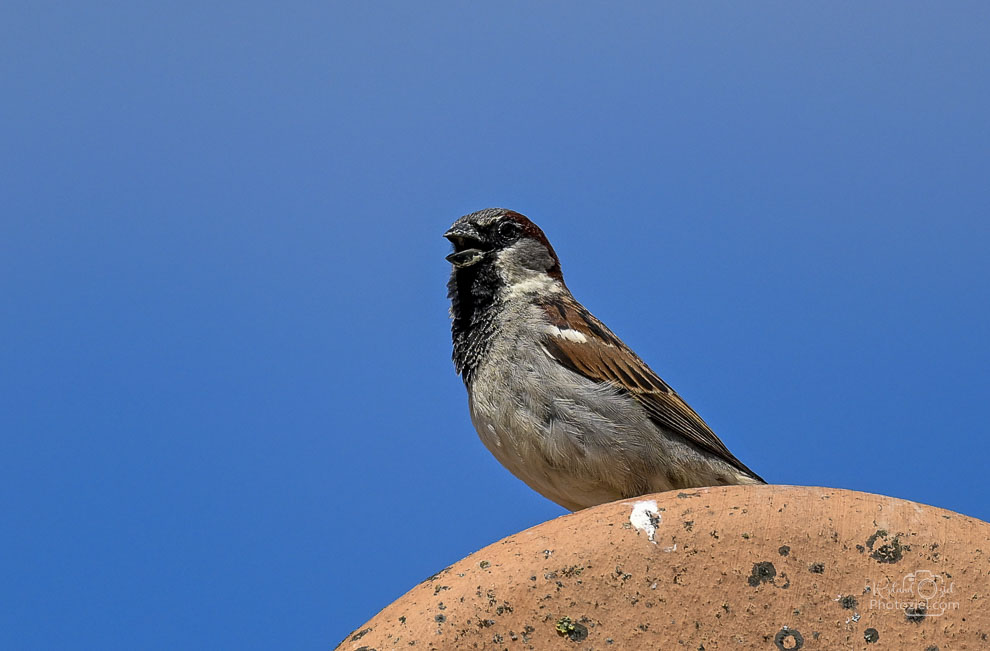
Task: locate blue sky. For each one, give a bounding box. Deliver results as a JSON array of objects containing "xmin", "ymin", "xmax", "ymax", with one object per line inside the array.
[{"xmin": 2, "ymin": 3, "xmax": 988, "ymax": 649}]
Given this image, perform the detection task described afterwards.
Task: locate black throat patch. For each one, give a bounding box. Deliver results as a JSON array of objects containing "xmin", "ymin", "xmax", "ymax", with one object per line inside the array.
[{"xmin": 447, "ymin": 256, "xmax": 501, "ymax": 384}]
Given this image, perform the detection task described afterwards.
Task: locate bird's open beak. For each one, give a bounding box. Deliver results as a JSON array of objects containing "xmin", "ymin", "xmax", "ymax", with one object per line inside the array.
[{"xmin": 444, "ymin": 223, "xmax": 486, "ymax": 268}]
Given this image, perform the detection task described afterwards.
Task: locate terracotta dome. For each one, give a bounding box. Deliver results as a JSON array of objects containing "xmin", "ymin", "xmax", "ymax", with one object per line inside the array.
[{"xmin": 338, "ymin": 485, "xmax": 989, "ymax": 649}]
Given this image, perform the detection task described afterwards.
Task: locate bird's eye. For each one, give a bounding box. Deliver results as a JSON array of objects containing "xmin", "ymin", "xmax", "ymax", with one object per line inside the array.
[{"xmin": 498, "ymin": 221, "xmax": 522, "ymax": 241}]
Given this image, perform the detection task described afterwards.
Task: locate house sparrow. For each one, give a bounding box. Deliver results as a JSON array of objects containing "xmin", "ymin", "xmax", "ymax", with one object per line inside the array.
[{"xmin": 445, "ymin": 208, "xmax": 764, "ymax": 511}]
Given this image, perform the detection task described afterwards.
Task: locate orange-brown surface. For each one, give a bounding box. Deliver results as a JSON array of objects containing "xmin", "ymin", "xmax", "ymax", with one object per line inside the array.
[{"xmin": 337, "ymin": 485, "xmax": 989, "ymax": 650}]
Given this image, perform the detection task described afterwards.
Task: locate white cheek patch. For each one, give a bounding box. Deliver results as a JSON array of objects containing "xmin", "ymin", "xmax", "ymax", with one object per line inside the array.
[
  {"xmin": 545, "ymin": 325, "xmax": 588, "ymax": 343},
  {"xmin": 495, "ymin": 241, "xmax": 564, "ymax": 297},
  {"xmin": 507, "ymin": 276, "xmax": 556, "ymax": 297}
]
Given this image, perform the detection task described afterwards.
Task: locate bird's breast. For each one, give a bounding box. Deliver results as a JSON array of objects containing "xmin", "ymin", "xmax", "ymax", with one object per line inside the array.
[{"xmin": 464, "ymin": 321, "xmax": 663, "ymax": 509}]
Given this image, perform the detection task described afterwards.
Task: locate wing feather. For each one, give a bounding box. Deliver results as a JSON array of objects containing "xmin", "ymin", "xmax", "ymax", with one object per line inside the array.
[{"xmin": 539, "ymin": 298, "xmax": 764, "ymax": 482}]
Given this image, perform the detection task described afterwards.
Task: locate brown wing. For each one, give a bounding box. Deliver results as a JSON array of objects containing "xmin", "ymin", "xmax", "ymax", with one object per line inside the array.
[{"xmin": 540, "ymin": 297, "xmax": 764, "ymax": 482}]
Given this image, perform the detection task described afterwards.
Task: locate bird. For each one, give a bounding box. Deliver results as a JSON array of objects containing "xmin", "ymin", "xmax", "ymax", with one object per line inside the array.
[{"xmin": 444, "ymin": 208, "xmax": 764, "ymax": 511}]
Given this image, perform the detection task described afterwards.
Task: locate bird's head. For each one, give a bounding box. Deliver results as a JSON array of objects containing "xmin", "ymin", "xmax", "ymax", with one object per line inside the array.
[{"xmin": 444, "ymin": 208, "xmax": 562, "ymax": 290}]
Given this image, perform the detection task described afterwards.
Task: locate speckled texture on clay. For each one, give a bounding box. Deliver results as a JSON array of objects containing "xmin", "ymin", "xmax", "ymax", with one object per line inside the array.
[{"xmin": 337, "ymin": 485, "xmax": 989, "ymax": 650}]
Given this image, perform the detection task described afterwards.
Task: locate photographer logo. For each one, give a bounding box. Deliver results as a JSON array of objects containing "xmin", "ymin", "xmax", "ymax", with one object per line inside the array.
[{"xmin": 870, "ymin": 570, "xmax": 957, "ymax": 617}]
